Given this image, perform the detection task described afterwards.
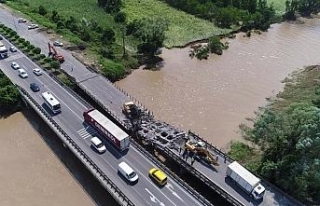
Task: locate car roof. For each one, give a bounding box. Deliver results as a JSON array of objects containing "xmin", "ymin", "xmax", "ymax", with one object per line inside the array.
[
  {"xmin": 91, "ymin": 136, "xmax": 102, "ymax": 145},
  {"xmin": 18, "ymin": 68, "xmax": 26, "ymax": 72},
  {"xmin": 152, "ymin": 168, "xmax": 167, "ymax": 180}
]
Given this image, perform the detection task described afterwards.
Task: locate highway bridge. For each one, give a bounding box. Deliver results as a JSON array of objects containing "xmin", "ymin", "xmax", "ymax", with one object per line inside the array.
[
  {"xmin": 0, "ymin": 38, "xmax": 212, "ymax": 206},
  {"xmin": 0, "ymin": 7, "xmax": 303, "ymax": 206}
]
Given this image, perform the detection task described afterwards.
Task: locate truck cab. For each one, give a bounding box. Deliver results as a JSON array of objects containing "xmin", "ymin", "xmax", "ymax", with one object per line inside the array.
[{"xmin": 252, "ymin": 184, "xmax": 265, "ymax": 200}]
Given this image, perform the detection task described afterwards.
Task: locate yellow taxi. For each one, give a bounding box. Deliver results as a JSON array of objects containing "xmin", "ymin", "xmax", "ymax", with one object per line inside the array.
[{"xmin": 149, "ymin": 167, "xmax": 168, "ymax": 186}]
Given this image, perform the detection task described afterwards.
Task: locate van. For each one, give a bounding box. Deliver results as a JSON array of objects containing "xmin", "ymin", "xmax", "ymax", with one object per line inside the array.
[
  {"xmin": 90, "ymin": 137, "xmax": 106, "ymax": 153},
  {"xmin": 118, "ymin": 161, "xmax": 139, "ymax": 183}
]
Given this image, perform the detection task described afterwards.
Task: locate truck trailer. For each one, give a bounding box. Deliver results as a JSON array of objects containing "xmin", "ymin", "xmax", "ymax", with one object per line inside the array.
[
  {"xmin": 83, "ymin": 108, "xmax": 130, "ymax": 151},
  {"xmin": 226, "ymin": 161, "xmax": 265, "ymax": 200}
]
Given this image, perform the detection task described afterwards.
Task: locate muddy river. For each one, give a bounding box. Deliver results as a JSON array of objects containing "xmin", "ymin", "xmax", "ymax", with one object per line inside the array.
[
  {"xmin": 117, "ymin": 18, "xmax": 320, "ymax": 149},
  {"xmin": 0, "ymin": 111, "xmax": 118, "ymax": 206}
]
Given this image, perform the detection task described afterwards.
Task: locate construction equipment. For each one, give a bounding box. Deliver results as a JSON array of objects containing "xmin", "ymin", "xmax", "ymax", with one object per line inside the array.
[
  {"xmin": 185, "ymin": 140, "xmax": 219, "ymax": 166},
  {"xmin": 122, "ymin": 101, "xmax": 139, "ymax": 119},
  {"xmin": 48, "ymin": 42, "xmax": 64, "ymax": 63}
]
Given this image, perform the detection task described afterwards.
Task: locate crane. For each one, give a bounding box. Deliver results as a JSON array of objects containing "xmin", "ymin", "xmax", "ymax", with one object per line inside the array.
[{"xmin": 48, "ymin": 42, "xmax": 64, "ymax": 63}]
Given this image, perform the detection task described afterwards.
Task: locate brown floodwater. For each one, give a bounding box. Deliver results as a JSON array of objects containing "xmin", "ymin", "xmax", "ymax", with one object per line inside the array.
[
  {"xmin": 0, "ymin": 110, "xmax": 119, "ymax": 206},
  {"xmin": 117, "ymin": 17, "xmax": 320, "ymax": 149}
]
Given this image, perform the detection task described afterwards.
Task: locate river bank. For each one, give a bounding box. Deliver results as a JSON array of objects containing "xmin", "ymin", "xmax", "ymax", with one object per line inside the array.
[
  {"xmin": 0, "ymin": 110, "xmax": 119, "ymax": 206},
  {"xmin": 116, "ymin": 17, "xmax": 320, "ymax": 149}
]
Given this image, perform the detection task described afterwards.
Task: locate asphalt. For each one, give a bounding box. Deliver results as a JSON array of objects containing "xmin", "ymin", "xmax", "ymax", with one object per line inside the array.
[
  {"xmin": 0, "ymin": 34, "xmax": 206, "ymax": 206},
  {"xmin": 0, "ymin": 5, "xmax": 303, "ymax": 206}
]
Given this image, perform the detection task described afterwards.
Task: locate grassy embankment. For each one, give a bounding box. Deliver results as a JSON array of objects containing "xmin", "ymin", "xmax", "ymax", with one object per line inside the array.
[{"xmin": 6, "ymin": 0, "xmax": 228, "ymax": 49}]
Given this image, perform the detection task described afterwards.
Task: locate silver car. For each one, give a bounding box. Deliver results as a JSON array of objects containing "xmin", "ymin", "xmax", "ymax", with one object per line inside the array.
[
  {"xmin": 18, "ymin": 68, "xmax": 28, "ymax": 78},
  {"xmin": 11, "ymin": 62, "xmax": 20, "ymax": 70}
]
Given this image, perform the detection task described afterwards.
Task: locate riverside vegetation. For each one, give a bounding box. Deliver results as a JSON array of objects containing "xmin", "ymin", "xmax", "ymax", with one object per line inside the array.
[
  {"xmin": 228, "ymin": 66, "xmax": 320, "ymax": 204},
  {"xmin": 2, "ymin": 0, "xmax": 320, "ymax": 203},
  {"xmin": 0, "ymin": 0, "xmax": 291, "ymax": 79}
]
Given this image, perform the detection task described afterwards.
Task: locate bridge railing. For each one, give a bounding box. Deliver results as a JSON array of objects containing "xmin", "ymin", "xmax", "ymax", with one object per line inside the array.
[
  {"xmin": 162, "ymin": 147, "xmax": 244, "ymax": 206},
  {"xmin": 188, "ymin": 131, "xmax": 304, "ymax": 206},
  {"xmin": 130, "ymin": 140, "xmax": 214, "ymax": 206},
  {"xmin": 16, "ymin": 85, "xmax": 134, "ymax": 206}
]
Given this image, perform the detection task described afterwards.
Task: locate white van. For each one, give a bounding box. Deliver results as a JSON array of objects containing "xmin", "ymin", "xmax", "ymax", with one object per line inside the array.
[
  {"xmin": 90, "ymin": 137, "xmax": 106, "ymax": 153},
  {"xmin": 118, "ymin": 161, "xmax": 139, "ymax": 183}
]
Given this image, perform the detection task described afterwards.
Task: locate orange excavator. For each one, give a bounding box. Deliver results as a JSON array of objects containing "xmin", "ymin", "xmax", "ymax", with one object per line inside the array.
[
  {"xmin": 185, "ymin": 140, "xmax": 219, "ymax": 166},
  {"xmin": 48, "ymin": 42, "xmax": 64, "ymax": 63}
]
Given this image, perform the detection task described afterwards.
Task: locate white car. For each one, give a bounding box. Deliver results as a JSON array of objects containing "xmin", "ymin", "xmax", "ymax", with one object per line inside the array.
[
  {"xmin": 33, "ymin": 68, "xmax": 42, "ymax": 76},
  {"xmin": 28, "ymin": 24, "xmax": 39, "ymax": 30},
  {"xmin": 11, "ymin": 62, "xmax": 20, "ymax": 70},
  {"xmin": 90, "ymin": 137, "xmax": 106, "ymax": 153},
  {"xmin": 53, "ymin": 41, "xmax": 63, "ymax": 47},
  {"xmin": 18, "ymin": 68, "xmax": 28, "ymax": 78},
  {"xmin": 10, "ymin": 46, "xmax": 17, "ymax": 52}
]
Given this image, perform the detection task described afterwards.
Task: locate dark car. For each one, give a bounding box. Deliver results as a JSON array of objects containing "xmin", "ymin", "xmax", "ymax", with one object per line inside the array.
[{"xmin": 30, "ymin": 83, "xmax": 40, "ymax": 92}]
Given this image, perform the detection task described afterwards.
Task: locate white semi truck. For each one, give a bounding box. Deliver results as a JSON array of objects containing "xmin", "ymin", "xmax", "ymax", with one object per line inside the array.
[{"xmin": 226, "ymin": 161, "xmax": 265, "ymax": 200}]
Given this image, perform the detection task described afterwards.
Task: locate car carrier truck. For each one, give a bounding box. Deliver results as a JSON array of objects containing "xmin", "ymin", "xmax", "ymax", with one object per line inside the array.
[
  {"xmin": 226, "ymin": 161, "xmax": 265, "ymax": 200},
  {"xmin": 83, "ymin": 108, "xmax": 130, "ymax": 151}
]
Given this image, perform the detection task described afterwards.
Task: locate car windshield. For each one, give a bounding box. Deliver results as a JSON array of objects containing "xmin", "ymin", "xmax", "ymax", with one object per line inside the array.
[
  {"xmin": 96, "ymin": 142, "xmax": 103, "ymax": 148},
  {"xmin": 53, "ymin": 104, "xmax": 61, "ymax": 110},
  {"xmin": 128, "ymin": 172, "xmax": 136, "ymax": 178}
]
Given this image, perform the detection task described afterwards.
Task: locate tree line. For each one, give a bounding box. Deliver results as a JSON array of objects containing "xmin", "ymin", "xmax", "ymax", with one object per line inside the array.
[
  {"xmin": 229, "ymin": 67, "xmax": 320, "ymax": 204},
  {"xmin": 284, "ymin": 0, "xmax": 320, "ymax": 20},
  {"xmin": 0, "ymin": 70, "xmax": 20, "ymax": 114},
  {"xmin": 162, "ymin": 0, "xmax": 276, "ymax": 31}
]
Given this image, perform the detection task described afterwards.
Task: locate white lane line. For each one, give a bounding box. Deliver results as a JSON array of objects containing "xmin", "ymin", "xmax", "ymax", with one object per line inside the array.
[
  {"xmin": 31, "ymin": 76, "xmax": 83, "ymax": 120},
  {"xmin": 126, "ymin": 161, "xmax": 177, "ymax": 206},
  {"xmin": 129, "ymin": 146, "xmax": 202, "ymax": 206}
]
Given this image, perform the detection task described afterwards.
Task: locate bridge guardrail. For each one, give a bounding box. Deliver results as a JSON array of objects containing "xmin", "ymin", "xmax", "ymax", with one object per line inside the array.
[
  {"xmin": 16, "ymin": 85, "xmax": 134, "ymax": 206},
  {"xmin": 188, "ymin": 131, "xmax": 304, "ymax": 206},
  {"xmin": 162, "ymin": 147, "xmax": 244, "ymax": 206},
  {"xmin": 130, "ymin": 140, "xmax": 214, "ymax": 206}
]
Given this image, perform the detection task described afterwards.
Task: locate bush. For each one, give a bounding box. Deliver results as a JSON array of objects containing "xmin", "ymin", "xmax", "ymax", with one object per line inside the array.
[
  {"xmin": 44, "ymin": 57, "xmax": 53, "ymax": 63},
  {"xmin": 18, "ymin": 38, "xmax": 25, "ymax": 44},
  {"xmin": 27, "ymin": 44, "xmax": 35, "ymax": 51},
  {"xmin": 100, "ymin": 46, "xmax": 115, "ymax": 59},
  {"xmin": 56, "ymin": 21, "xmax": 65, "ymax": 29},
  {"xmin": 38, "ymin": 5, "xmax": 48, "ymax": 16},
  {"xmin": 39, "ymin": 54, "xmax": 46, "ymax": 59},
  {"xmin": 100, "ymin": 59, "xmax": 126, "ymax": 81},
  {"xmin": 33, "ymin": 47, "xmax": 41, "ymax": 54},
  {"xmin": 114, "ymin": 11, "xmax": 126, "ymax": 23}
]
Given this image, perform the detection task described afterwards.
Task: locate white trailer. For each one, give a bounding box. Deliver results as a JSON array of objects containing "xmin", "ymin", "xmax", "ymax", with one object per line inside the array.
[{"xmin": 226, "ymin": 161, "xmax": 265, "ymax": 200}]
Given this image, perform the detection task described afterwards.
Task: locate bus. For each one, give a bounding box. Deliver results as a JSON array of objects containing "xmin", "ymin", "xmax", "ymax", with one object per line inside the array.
[
  {"xmin": 83, "ymin": 108, "xmax": 130, "ymax": 151},
  {"xmin": 41, "ymin": 91, "xmax": 61, "ymax": 114}
]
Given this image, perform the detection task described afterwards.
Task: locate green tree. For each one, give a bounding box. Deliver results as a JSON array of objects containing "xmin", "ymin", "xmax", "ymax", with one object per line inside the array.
[
  {"xmin": 38, "ymin": 5, "xmax": 47, "ymax": 16},
  {"xmin": 114, "ymin": 11, "xmax": 126, "ymax": 23},
  {"xmin": 33, "ymin": 47, "xmax": 41, "ymax": 54},
  {"xmin": 244, "ymin": 103, "xmax": 320, "ymax": 203},
  {"xmin": 134, "ymin": 17, "xmax": 168, "ymax": 56},
  {"xmin": 101, "ymin": 27, "xmax": 115, "ymax": 45},
  {"xmin": 208, "ymin": 36, "xmax": 224, "ymax": 55},
  {"xmin": 104, "ymin": 0, "xmax": 122, "ymax": 13},
  {"xmin": 50, "ymin": 60, "xmax": 60, "ymax": 71}
]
